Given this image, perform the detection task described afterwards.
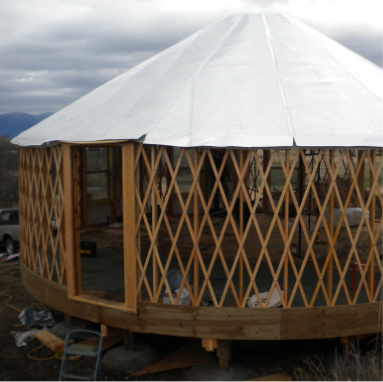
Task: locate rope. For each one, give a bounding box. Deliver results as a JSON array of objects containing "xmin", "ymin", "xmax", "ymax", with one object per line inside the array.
[
  {"xmin": 1, "ymin": 294, "xmax": 80, "ymax": 361},
  {"xmin": 27, "ymin": 344, "xmax": 58, "ymax": 361},
  {"xmin": 27, "ymin": 344, "xmax": 81, "ymax": 361},
  {"xmin": 0, "ymin": 294, "xmax": 22, "ymax": 312}
]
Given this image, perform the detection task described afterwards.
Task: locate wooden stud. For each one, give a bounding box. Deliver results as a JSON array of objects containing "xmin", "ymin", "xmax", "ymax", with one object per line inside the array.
[
  {"xmin": 202, "ymin": 338, "xmax": 218, "ymax": 352},
  {"xmin": 368, "ymin": 150, "xmax": 376, "ymax": 295},
  {"xmin": 122, "ymin": 142, "xmax": 138, "ymax": 312},
  {"xmin": 62, "ymin": 144, "xmax": 77, "ymax": 297},
  {"xmin": 217, "ymin": 340, "xmax": 232, "ymax": 370},
  {"xmin": 151, "ymin": 146, "xmax": 159, "ymax": 296},
  {"xmin": 284, "ymin": 150, "xmax": 289, "ymax": 304},
  {"xmin": 239, "ymin": 150, "xmax": 244, "ymax": 304},
  {"xmin": 194, "ymin": 148, "xmax": 200, "ymax": 302},
  {"xmin": 357, "ymin": 150, "xmax": 365, "ymax": 208},
  {"xmin": 124, "ymin": 330, "xmax": 136, "ymax": 351},
  {"xmin": 327, "ymin": 149, "xmax": 335, "ymax": 302}
]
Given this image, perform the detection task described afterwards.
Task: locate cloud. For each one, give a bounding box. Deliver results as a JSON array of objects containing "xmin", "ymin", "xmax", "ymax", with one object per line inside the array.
[{"xmin": 0, "ymin": 0, "xmax": 381, "ymax": 114}]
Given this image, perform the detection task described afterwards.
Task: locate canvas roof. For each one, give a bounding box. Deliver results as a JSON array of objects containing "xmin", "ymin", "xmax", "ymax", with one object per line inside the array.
[{"xmin": 12, "ymin": 14, "xmax": 383, "ymax": 148}]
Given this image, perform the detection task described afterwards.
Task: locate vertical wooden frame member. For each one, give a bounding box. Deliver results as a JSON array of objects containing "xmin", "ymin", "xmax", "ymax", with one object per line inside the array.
[
  {"xmin": 326, "ymin": 149, "xmax": 335, "ymax": 302},
  {"xmin": 123, "ymin": 142, "xmax": 138, "ymax": 312},
  {"xmin": 357, "ymin": 151, "xmax": 365, "ymax": 207},
  {"xmin": 18, "ymin": 148, "xmax": 25, "ymax": 265},
  {"xmin": 62, "ymin": 144, "xmax": 77, "ymax": 297},
  {"xmin": 368, "ymin": 149, "xmax": 376, "ymax": 295},
  {"xmin": 79, "ymin": 148, "xmax": 87, "ymax": 229},
  {"xmin": 238, "ymin": 150, "xmax": 244, "ymax": 304},
  {"xmin": 151, "ymin": 146, "xmax": 159, "ymax": 296},
  {"xmin": 40, "ymin": 149, "xmax": 50, "ymax": 279},
  {"xmin": 283, "ymin": 149, "xmax": 289, "ymax": 304},
  {"xmin": 193, "ymin": 147, "xmax": 200, "ymax": 302}
]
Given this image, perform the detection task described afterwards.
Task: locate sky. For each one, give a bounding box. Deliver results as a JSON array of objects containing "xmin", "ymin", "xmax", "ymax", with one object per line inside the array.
[{"xmin": 0, "ymin": 0, "xmax": 382, "ymax": 115}]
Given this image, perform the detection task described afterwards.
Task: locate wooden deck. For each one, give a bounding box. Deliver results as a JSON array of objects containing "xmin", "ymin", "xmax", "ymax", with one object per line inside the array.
[{"xmin": 21, "ymin": 263, "xmax": 382, "ymax": 340}]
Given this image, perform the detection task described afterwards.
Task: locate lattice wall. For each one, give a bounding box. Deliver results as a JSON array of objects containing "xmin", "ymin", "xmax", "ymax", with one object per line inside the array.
[
  {"xmin": 19, "ymin": 147, "xmax": 66, "ymax": 284},
  {"xmin": 134, "ymin": 146, "xmax": 382, "ymax": 308}
]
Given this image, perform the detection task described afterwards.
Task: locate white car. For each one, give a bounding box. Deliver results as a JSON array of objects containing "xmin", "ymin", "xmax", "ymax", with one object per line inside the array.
[{"xmin": 0, "ymin": 208, "xmax": 20, "ymax": 254}]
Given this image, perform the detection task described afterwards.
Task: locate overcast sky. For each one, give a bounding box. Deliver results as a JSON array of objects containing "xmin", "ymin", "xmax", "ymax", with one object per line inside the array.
[{"xmin": 0, "ymin": 0, "xmax": 382, "ymax": 114}]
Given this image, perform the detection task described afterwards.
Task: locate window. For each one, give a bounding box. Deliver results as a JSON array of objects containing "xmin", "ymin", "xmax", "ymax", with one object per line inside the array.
[
  {"xmin": 86, "ymin": 147, "xmax": 109, "ymax": 201},
  {"xmin": 0, "ymin": 211, "xmax": 19, "ymax": 225}
]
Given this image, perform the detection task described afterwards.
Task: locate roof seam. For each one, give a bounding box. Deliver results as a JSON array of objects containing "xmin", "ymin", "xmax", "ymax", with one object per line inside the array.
[{"xmin": 262, "ymin": 14, "xmax": 294, "ymax": 139}]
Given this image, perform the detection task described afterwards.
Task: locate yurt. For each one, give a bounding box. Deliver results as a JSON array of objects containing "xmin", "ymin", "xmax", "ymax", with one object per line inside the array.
[{"xmin": 12, "ymin": 14, "xmax": 382, "ymax": 351}]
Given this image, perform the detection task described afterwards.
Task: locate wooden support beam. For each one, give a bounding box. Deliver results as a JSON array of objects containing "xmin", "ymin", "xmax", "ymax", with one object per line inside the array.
[
  {"xmin": 217, "ymin": 340, "xmax": 232, "ymax": 371},
  {"xmin": 284, "ymin": 150, "xmax": 289, "ymax": 304},
  {"xmin": 62, "ymin": 144, "xmax": 77, "ymax": 297},
  {"xmin": 73, "ymin": 148, "xmax": 83, "ymax": 295},
  {"xmin": 194, "ymin": 148, "xmax": 199, "ymax": 302},
  {"xmin": 239, "ymin": 150, "xmax": 244, "ymax": 304},
  {"xmin": 202, "ymin": 338, "xmax": 218, "ymax": 352},
  {"xmin": 122, "ymin": 142, "xmax": 138, "ymax": 312},
  {"xmin": 357, "ymin": 151, "xmax": 365, "ymax": 207},
  {"xmin": 368, "ymin": 149, "xmax": 376, "ymax": 296},
  {"xmin": 327, "ymin": 149, "xmax": 335, "ymax": 302},
  {"xmin": 124, "ymin": 330, "xmax": 136, "ymax": 351},
  {"xmin": 151, "ymin": 146, "xmax": 159, "ymax": 296}
]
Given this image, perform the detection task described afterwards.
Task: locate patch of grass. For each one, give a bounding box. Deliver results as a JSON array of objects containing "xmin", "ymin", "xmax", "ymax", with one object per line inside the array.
[{"xmin": 294, "ymin": 338, "xmax": 382, "ymax": 381}]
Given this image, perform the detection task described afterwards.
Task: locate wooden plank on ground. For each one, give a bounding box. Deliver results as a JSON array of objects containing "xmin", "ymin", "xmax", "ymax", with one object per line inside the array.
[
  {"xmin": 78, "ymin": 333, "xmax": 123, "ymax": 351},
  {"xmin": 35, "ymin": 330, "xmax": 66, "ymax": 352},
  {"xmin": 131, "ymin": 340, "xmax": 215, "ymax": 377},
  {"xmin": 248, "ymin": 372, "xmax": 292, "ymax": 381}
]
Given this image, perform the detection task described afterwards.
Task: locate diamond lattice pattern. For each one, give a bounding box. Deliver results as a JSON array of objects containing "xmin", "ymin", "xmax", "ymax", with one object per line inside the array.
[
  {"xmin": 134, "ymin": 146, "xmax": 382, "ymax": 308},
  {"xmin": 19, "ymin": 147, "xmax": 66, "ymax": 284}
]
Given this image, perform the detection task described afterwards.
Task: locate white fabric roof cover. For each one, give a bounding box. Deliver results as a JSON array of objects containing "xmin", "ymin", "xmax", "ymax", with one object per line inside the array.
[{"xmin": 12, "ymin": 14, "xmax": 383, "ymax": 148}]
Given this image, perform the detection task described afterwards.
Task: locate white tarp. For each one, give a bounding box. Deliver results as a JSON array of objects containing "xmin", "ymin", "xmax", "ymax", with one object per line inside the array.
[
  {"xmin": 321, "ymin": 207, "xmax": 369, "ymax": 228},
  {"xmin": 12, "ymin": 14, "xmax": 383, "ymax": 148},
  {"xmin": 247, "ymin": 289, "xmax": 283, "ymax": 308}
]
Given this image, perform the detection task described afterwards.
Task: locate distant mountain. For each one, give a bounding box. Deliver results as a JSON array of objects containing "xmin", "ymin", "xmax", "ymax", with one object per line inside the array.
[{"xmin": 0, "ymin": 112, "xmax": 54, "ymax": 138}]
